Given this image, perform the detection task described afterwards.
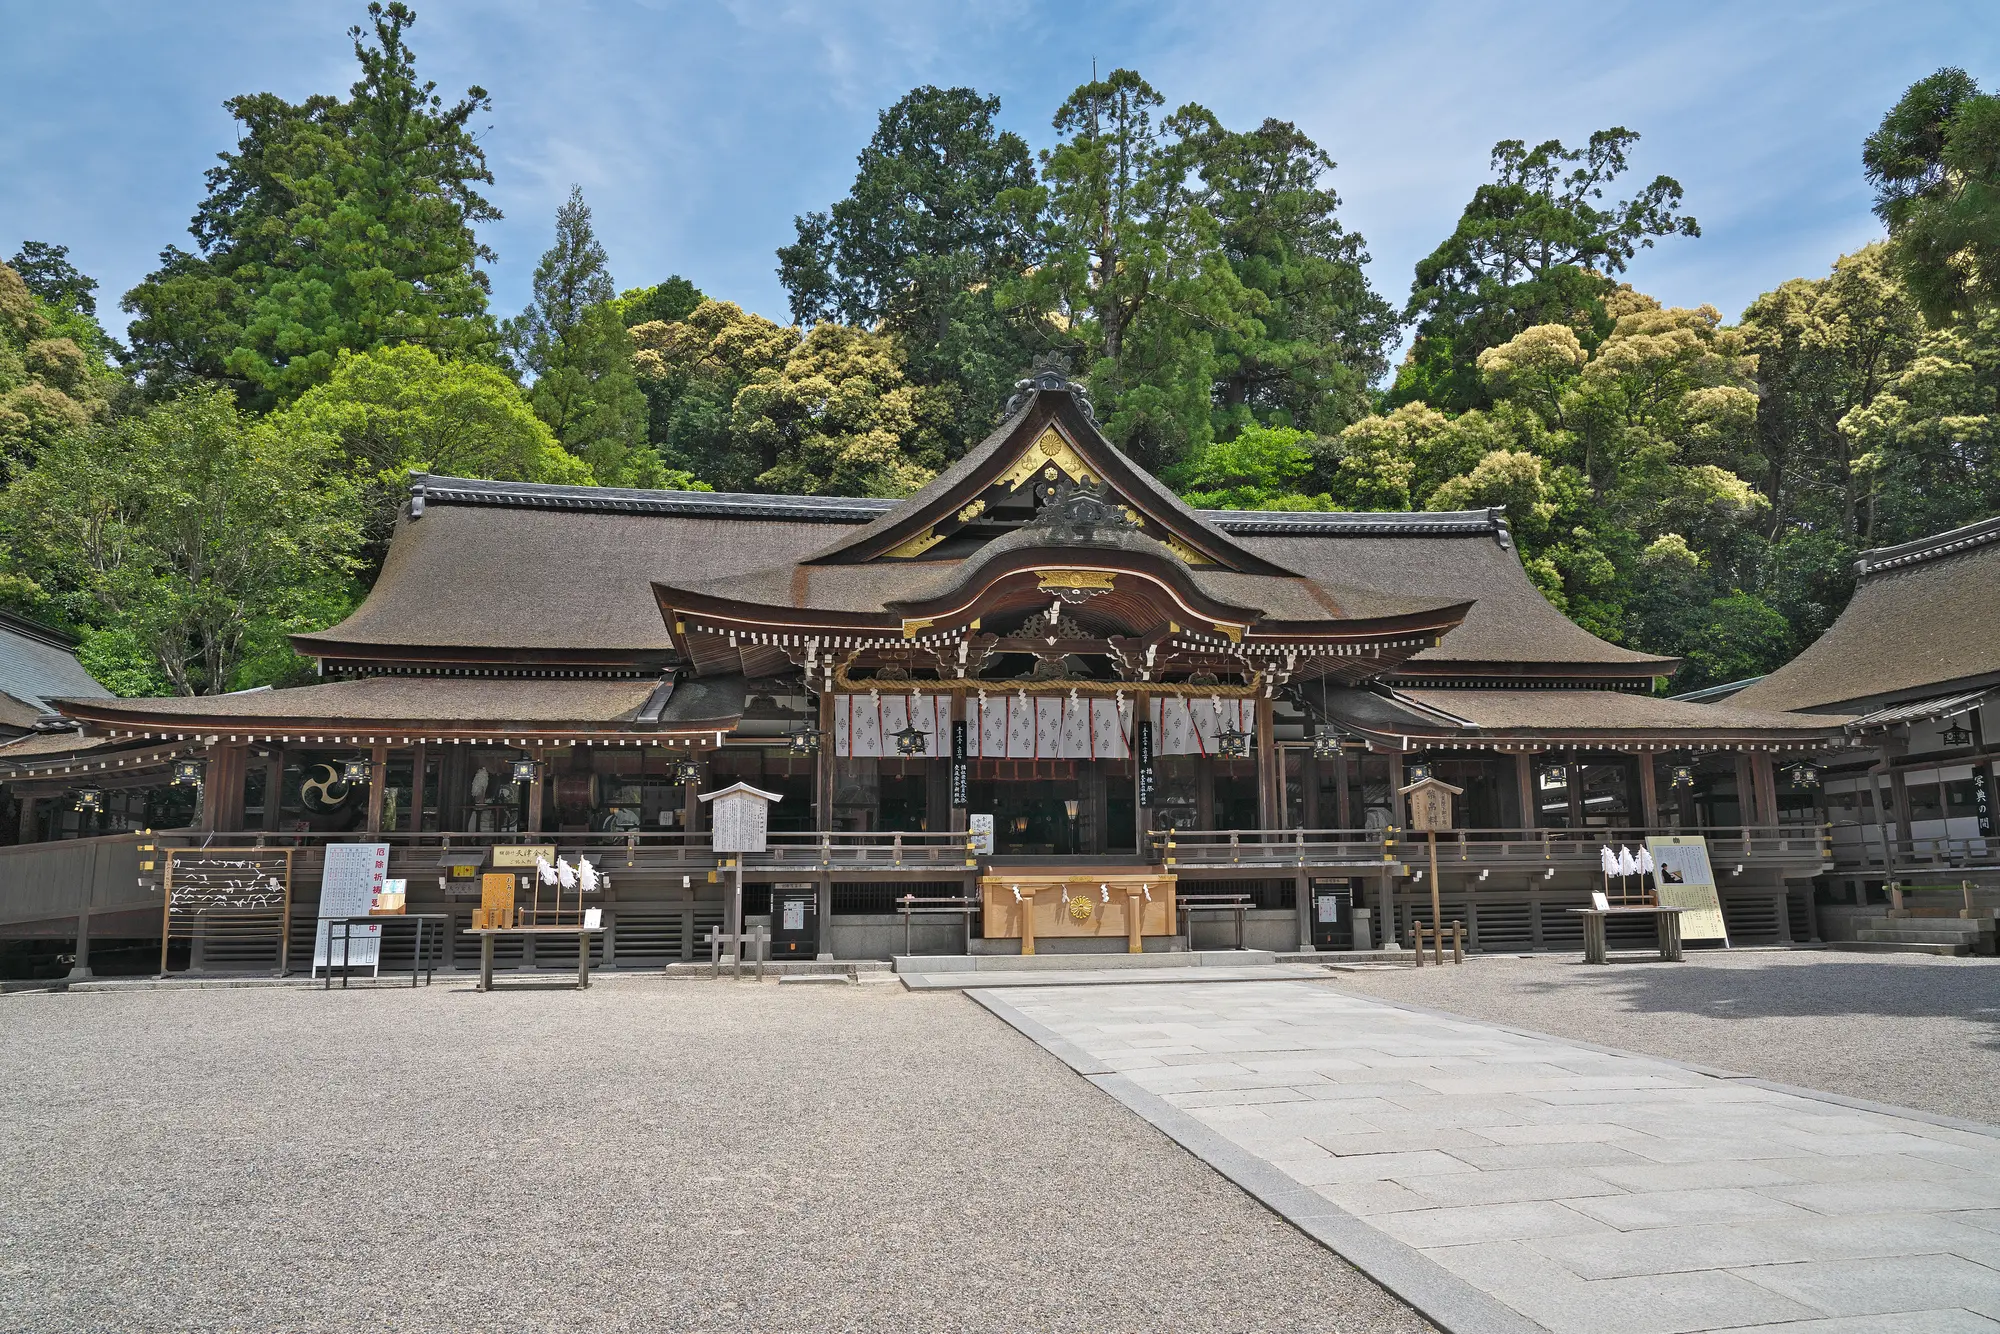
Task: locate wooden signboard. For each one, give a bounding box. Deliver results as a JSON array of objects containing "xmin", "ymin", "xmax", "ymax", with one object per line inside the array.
[
  {"xmin": 480, "ymin": 872, "xmax": 517, "ymax": 929},
  {"xmin": 490, "ymin": 844, "xmax": 557, "ymax": 869},
  {"xmin": 700, "ymin": 782, "xmax": 781, "ymax": 854},
  {"xmin": 1646, "ymin": 835, "xmax": 1729, "ymax": 944},
  {"xmin": 1399, "ymin": 775, "xmax": 1463, "ymax": 832},
  {"xmin": 160, "ymin": 847, "xmax": 295, "ymax": 974}
]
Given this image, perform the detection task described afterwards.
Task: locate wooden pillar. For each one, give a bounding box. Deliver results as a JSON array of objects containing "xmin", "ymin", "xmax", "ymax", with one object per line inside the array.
[
  {"xmin": 1255, "ymin": 696, "xmax": 1278, "ymax": 834},
  {"xmin": 18, "ymin": 795, "xmax": 38, "ymax": 844},
  {"xmin": 682, "ymin": 749, "xmax": 701, "ymax": 835},
  {"xmin": 201, "ymin": 745, "xmax": 246, "ymax": 832},
  {"xmin": 1388, "ymin": 752, "xmax": 1405, "ymax": 825},
  {"xmin": 1514, "ymin": 752, "xmax": 1536, "ymax": 829},
  {"xmin": 363, "ymin": 744, "xmax": 388, "ymax": 834},
  {"xmin": 1752, "ymin": 752, "xmax": 1779, "ymax": 831},
  {"xmin": 1334, "ymin": 751, "xmax": 1351, "ymax": 828},
  {"xmin": 260, "ymin": 751, "xmax": 285, "ymax": 832},
  {"xmin": 815, "ymin": 694, "xmax": 834, "ymax": 833},
  {"xmin": 1302, "ymin": 750, "xmax": 1320, "ymax": 830},
  {"xmin": 1734, "ymin": 753, "xmax": 1757, "ymax": 827},
  {"xmin": 1195, "ymin": 755, "xmax": 1215, "ymax": 831},
  {"xmin": 1637, "ymin": 752, "xmax": 1660, "ymax": 830},
  {"xmin": 409, "ymin": 744, "xmax": 427, "ymax": 835},
  {"xmin": 525, "ymin": 746, "xmax": 546, "ymax": 835}
]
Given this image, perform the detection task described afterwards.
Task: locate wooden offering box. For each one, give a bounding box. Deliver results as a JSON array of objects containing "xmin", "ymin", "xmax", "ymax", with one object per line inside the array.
[{"xmin": 979, "ymin": 873, "xmax": 1176, "ymax": 953}]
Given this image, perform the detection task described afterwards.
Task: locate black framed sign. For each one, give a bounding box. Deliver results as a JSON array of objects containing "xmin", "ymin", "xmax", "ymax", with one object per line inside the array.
[
  {"xmin": 950, "ymin": 721, "xmax": 969, "ymax": 807},
  {"xmin": 1136, "ymin": 719, "xmax": 1155, "ymax": 807}
]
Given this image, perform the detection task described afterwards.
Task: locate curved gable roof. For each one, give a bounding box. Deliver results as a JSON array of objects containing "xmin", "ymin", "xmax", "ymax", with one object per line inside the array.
[{"xmin": 1733, "ymin": 515, "xmax": 2000, "ymax": 713}]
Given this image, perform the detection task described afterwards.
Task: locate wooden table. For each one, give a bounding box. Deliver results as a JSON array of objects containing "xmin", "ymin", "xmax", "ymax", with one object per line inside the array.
[
  {"xmin": 461, "ymin": 927, "xmax": 606, "ymax": 991},
  {"xmin": 1566, "ymin": 906, "xmax": 1688, "ymax": 965},
  {"xmin": 322, "ymin": 913, "xmax": 450, "ymax": 989}
]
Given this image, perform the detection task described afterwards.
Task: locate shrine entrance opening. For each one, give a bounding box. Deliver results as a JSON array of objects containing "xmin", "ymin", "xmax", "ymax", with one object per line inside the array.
[{"xmin": 967, "ymin": 760, "xmax": 1137, "ymax": 857}]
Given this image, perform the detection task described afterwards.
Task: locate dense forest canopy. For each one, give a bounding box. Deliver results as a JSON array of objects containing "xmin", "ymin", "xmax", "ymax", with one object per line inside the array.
[{"xmin": 3, "ymin": 2, "xmax": 1995, "ymax": 700}]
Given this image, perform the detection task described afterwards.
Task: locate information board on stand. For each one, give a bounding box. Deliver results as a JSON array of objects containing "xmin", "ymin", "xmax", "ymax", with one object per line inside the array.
[
  {"xmin": 314, "ymin": 842, "xmax": 390, "ymax": 974},
  {"xmin": 1646, "ymin": 835, "xmax": 1729, "ymax": 944}
]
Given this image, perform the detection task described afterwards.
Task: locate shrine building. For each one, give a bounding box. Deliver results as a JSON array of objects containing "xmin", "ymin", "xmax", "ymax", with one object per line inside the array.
[{"xmin": 0, "ymin": 375, "xmax": 1855, "ymax": 973}]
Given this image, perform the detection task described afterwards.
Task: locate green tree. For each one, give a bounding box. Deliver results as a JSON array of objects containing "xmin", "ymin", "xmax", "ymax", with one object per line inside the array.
[
  {"xmin": 1185, "ymin": 116, "xmax": 1397, "ymax": 434},
  {"xmin": 266, "ymin": 344, "xmax": 592, "ymax": 563},
  {"xmin": 1007, "ymin": 69, "xmax": 1254, "ymax": 470},
  {"xmin": 1, "ymin": 389, "xmax": 360, "ymax": 695},
  {"xmin": 1865, "ymin": 68, "xmax": 2000, "ymax": 325},
  {"xmin": 734, "ymin": 323, "xmax": 946, "ymax": 497},
  {"xmin": 0, "ymin": 263, "xmax": 114, "ymax": 476},
  {"xmin": 629, "ymin": 299, "xmax": 797, "ymax": 489},
  {"xmin": 9, "ymin": 241, "xmax": 99, "ymax": 319},
  {"xmin": 121, "ymin": 2, "xmax": 500, "ymax": 406},
  {"xmin": 1737, "ymin": 244, "xmax": 1925, "ymax": 640},
  {"xmin": 503, "ymin": 186, "xmax": 653, "ymax": 484},
  {"xmin": 778, "ymin": 86, "xmax": 1039, "ymax": 455},
  {"xmin": 1396, "ymin": 130, "xmax": 1699, "ymax": 412},
  {"xmin": 1163, "ymin": 423, "xmax": 1334, "ymax": 510}
]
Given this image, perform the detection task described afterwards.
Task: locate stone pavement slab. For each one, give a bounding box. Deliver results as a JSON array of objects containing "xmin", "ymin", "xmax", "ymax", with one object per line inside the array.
[{"xmin": 972, "ymin": 979, "xmax": 2000, "ymax": 1334}]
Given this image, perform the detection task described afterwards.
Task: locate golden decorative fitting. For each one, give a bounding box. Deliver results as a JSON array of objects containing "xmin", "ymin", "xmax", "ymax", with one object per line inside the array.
[
  {"xmin": 956, "ymin": 499, "xmax": 987, "ymax": 523},
  {"xmin": 1066, "ymin": 894, "xmax": 1094, "ymax": 921},
  {"xmin": 1037, "ymin": 569, "xmax": 1117, "ymax": 593},
  {"xmin": 1165, "ymin": 533, "xmax": 1214, "ymax": 567},
  {"xmin": 900, "ymin": 617, "xmax": 936, "ymax": 639},
  {"xmin": 997, "ymin": 427, "xmax": 1090, "ymax": 490},
  {"xmin": 884, "ymin": 526, "xmax": 945, "ymax": 559},
  {"xmin": 1211, "ymin": 621, "xmax": 1244, "ymax": 643}
]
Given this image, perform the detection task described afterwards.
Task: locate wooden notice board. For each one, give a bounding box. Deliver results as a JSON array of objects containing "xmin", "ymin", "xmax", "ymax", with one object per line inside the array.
[{"xmin": 160, "ymin": 847, "xmax": 295, "ymax": 973}]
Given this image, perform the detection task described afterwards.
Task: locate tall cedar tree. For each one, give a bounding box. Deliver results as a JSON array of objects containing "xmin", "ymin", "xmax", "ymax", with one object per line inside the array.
[
  {"xmin": 1395, "ymin": 130, "xmax": 1699, "ymax": 412},
  {"xmin": 121, "ymin": 2, "xmax": 499, "ymax": 407},
  {"xmin": 1185, "ymin": 116, "xmax": 1397, "ymax": 434},
  {"xmin": 504, "ymin": 186, "xmax": 649, "ymax": 480},
  {"xmin": 1011, "ymin": 69, "xmax": 1254, "ymax": 471},
  {"xmin": 1864, "ymin": 68, "xmax": 2000, "ymax": 325},
  {"xmin": 777, "ymin": 86, "xmax": 1039, "ymax": 456}
]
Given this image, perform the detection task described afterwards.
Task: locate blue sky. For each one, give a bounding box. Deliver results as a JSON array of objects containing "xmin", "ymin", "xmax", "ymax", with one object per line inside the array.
[{"xmin": 4, "ymin": 0, "xmax": 1994, "ymax": 351}]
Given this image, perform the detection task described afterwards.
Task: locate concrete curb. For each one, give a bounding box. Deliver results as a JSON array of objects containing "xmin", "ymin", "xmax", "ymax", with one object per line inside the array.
[
  {"xmin": 968, "ymin": 986, "xmax": 1550, "ymax": 1334},
  {"xmin": 1318, "ymin": 984, "xmax": 2000, "ymax": 1141}
]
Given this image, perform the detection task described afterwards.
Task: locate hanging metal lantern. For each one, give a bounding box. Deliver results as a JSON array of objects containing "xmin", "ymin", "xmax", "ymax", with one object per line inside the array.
[
  {"xmin": 1942, "ymin": 721, "xmax": 1975, "ymax": 748},
  {"xmin": 1406, "ymin": 760, "xmax": 1434, "ymax": 784},
  {"xmin": 1215, "ymin": 724, "xmax": 1249, "ymax": 759},
  {"xmin": 1668, "ymin": 763, "xmax": 1696, "ymax": 790},
  {"xmin": 340, "ymin": 757, "xmax": 372, "ymax": 785},
  {"xmin": 787, "ymin": 723, "xmax": 822, "ymax": 756},
  {"xmin": 1784, "ymin": 761, "xmax": 1822, "ymax": 789},
  {"xmin": 1310, "ymin": 725, "xmax": 1343, "ymax": 759},
  {"xmin": 1538, "ymin": 762, "xmax": 1569, "ymax": 789},
  {"xmin": 673, "ymin": 756, "xmax": 702, "ymax": 785},
  {"xmin": 73, "ymin": 787, "xmax": 103, "ymax": 813},
  {"xmin": 510, "ymin": 758, "xmax": 539, "ymax": 784},
  {"xmin": 171, "ymin": 759, "xmax": 204, "ymax": 787},
  {"xmin": 893, "ymin": 723, "xmax": 930, "ymax": 756}
]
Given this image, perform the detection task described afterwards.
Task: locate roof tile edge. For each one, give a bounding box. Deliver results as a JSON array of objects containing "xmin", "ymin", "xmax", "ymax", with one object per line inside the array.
[
  {"xmin": 405, "ymin": 473, "xmax": 1511, "ymax": 539},
  {"xmin": 1855, "ymin": 512, "xmax": 2000, "ymax": 576}
]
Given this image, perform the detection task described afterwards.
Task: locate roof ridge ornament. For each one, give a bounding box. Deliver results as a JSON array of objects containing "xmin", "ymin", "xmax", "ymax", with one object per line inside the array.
[{"xmin": 1004, "ymin": 370, "xmax": 1095, "ymax": 422}]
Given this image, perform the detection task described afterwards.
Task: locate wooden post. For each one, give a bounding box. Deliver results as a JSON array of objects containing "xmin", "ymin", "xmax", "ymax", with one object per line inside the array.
[
  {"xmin": 816, "ymin": 693, "xmax": 835, "ymax": 834},
  {"xmin": 261, "ymin": 751, "xmax": 285, "ymax": 832},
  {"xmin": 525, "ymin": 746, "xmax": 546, "ymax": 835},
  {"xmin": 1255, "ymin": 696, "xmax": 1278, "ymax": 835},
  {"xmin": 1428, "ymin": 830, "xmax": 1443, "ymax": 965},
  {"xmin": 1735, "ymin": 752, "xmax": 1758, "ymax": 827},
  {"xmin": 1020, "ymin": 887, "xmax": 1037, "ymax": 956},
  {"xmin": 1127, "ymin": 889, "xmax": 1143, "ymax": 954},
  {"xmin": 1637, "ymin": 752, "xmax": 1659, "ymax": 830},
  {"xmin": 364, "ymin": 744, "xmax": 388, "ymax": 834},
  {"xmin": 409, "ymin": 743, "xmax": 427, "ymax": 835},
  {"xmin": 1334, "ymin": 751, "xmax": 1351, "ymax": 828},
  {"xmin": 1752, "ymin": 752, "xmax": 1780, "ymax": 830},
  {"xmin": 1514, "ymin": 751, "xmax": 1536, "ymax": 829}
]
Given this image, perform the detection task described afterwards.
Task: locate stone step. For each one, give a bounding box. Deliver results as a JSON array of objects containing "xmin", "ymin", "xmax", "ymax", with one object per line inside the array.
[
  {"xmin": 1855, "ymin": 923, "xmax": 1991, "ymax": 943},
  {"xmin": 1827, "ymin": 940, "xmax": 1971, "ymax": 957},
  {"xmin": 892, "ymin": 949, "xmax": 1276, "ymax": 975}
]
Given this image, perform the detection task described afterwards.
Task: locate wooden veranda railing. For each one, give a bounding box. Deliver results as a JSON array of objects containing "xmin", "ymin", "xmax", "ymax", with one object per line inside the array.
[{"xmin": 1148, "ymin": 825, "xmax": 1834, "ymax": 871}]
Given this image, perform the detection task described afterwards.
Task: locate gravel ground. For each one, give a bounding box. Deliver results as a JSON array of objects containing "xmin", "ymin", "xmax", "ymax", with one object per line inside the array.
[
  {"xmin": 0, "ymin": 977, "xmax": 1432, "ymax": 1334},
  {"xmin": 1331, "ymin": 949, "xmax": 2000, "ymax": 1124}
]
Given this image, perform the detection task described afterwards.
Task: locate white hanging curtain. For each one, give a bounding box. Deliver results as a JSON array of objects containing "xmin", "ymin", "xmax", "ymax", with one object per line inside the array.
[
  {"xmin": 1149, "ymin": 696, "xmax": 1253, "ymax": 756},
  {"xmin": 831, "ymin": 694, "xmax": 949, "ymax": 757}
]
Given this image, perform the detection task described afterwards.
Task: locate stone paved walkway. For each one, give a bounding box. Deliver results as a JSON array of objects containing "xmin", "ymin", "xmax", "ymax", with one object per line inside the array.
[{"xmin": 976, "ymin": 980, "xmax": 2000, "ymax": 1334}]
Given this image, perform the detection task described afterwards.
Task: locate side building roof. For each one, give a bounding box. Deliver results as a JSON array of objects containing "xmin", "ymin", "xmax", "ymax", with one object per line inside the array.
[
  {"xmin": 1732, "ymin": 514, "xmax": 2000, "ymax": 714},
  {"xmin": 0, "ymin": 611, "xmax": 111, "ymax": 732}
]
